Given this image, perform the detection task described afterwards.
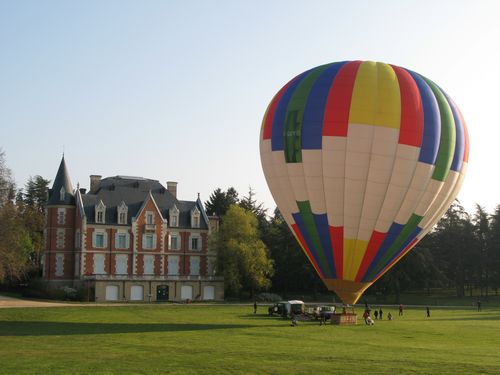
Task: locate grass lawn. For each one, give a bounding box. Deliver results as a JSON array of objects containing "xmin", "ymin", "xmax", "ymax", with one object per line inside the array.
[{"xmin": 0, "ymin": 303, "xmax": 499, "ymax": 374}]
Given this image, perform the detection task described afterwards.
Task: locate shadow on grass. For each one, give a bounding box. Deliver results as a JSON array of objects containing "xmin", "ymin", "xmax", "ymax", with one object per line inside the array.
[
  {"xmin": 432, "ymin": 314, "xmax": 500, "ymax": 322},
  {"xmin": 0, "ymin": 321, "xmax": 267, "ymax": 337}
]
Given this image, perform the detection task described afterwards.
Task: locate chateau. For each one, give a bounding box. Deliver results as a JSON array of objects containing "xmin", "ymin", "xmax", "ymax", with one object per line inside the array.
[{"xmin": 43, "ymin": 156, "xmax": 223, "ymax": 302}]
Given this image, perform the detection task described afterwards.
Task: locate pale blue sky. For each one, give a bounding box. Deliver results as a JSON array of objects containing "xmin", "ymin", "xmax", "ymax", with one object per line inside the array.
[{"xmin": 1, "ymin": 0, "xmax": 499, "ymax": 214}]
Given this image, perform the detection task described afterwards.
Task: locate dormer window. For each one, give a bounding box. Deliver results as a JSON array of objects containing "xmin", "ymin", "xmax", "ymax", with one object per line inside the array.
[
  {"xmin": 95, "ymin": 200, "xmax": 106, "ymax": 224},
  {"xmin": 60, "ymin": 187, "xmax": 66, "ymax": 201},
  {"xmin": 191, "ymin": 206, "xmax": 200, "ymax": 228},
  {"xmin": 169, "ymin": 205, "xmax": 179, "ymax": 228},
  {"xmin": 146, "ymin": 212, "xmax": 154, "ymax": 225},
  {"xmin": 117, "ymin": 201, "xmax": 128, "ymax": 225}
]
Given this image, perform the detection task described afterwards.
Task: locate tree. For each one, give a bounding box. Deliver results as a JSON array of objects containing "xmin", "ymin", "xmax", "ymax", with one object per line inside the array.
[
  {"xmin": 262, "ymin": 208, "xmax": 325, "ymax": 296},
  {"xmin": 23, "ymin": 175, "xmax": 50, "ymax": 213},
  {"xmin": 472, "ymin": 204, "xmax": 490, "ymax": 296},
  {"xmin": 0, "ymin": 149, "xmax": 32, "ymax": 283},
  {"xmin": 204, "ymin": 187, "xmax": 239, "ymax": 218},
  {"xmin": 239, "ymin": 186, "xmax": 268, "ymax": 231},
  {"xmin": 212, "ymin": 205, "xmax": 273, "ymax": 296},
  {"xmin": 487, "ymin": 205, "xmax": 500, "ymax": 295},
  {"xmin": 429, "ymin": 201, "xmax": 475, "ymax": 297},
  {"xmin": 0, "ymin": 204, "xmax": 33, "ymax": 282},
  {"xmin": 0, "ymin": 149, "xmax": 15, "ymax": 207},
  {"xmin": 17, "ymin": 176, "xmax": 50, "ymax": 270}
]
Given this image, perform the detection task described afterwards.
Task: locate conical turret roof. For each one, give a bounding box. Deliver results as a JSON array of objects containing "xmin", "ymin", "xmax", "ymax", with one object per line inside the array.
[{"xmin": 47, "ymin": 155, "xmax": 75, "ymax": 205}]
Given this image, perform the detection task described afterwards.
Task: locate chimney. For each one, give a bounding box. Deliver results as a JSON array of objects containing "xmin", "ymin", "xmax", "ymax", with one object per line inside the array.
[
  {"xmin": 79, "ymin": 188, "xmax": 87, "ymax": 195},
  {"xmin": 90, "ymin": 175, "xmax": 102, "ymax": 192},
  {"xmin": 167, "ymin": 181, "xmax": 178, "ymax": 198}
]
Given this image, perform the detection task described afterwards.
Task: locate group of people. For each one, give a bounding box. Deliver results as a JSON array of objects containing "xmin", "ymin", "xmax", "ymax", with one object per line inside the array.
[{"xmin": 363, "ymin": 304, "xmax": 397, "ymax": 325}]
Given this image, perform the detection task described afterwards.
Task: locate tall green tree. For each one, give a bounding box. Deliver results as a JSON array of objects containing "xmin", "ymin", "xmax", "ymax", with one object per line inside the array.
[
  {"xmin": 0, "ymin": 150, "xmax": 33, "ymax": 283},
  {"xmin": 17, "ymin": 176, "xmax": 50, "ymax": 270},
  {"xmin": 0, "ymin": 149, "xmax": 15, "ymax": 206},
  {"xmin": 262, "ymin": 208, "xmax": 325, "ymax": 296},
  {"xmin": 487, "ymin": 205, "xmax": 500, "ymax": 295},
  {"xmin": 0, "ymin": 204, "xmax": 33, "ymax": 283},
  {"xmin": 23, "ymin": 175, "xmax": 50, "ymax": 213},
  {"xmin": 212, "ymin": 205, "xmax": 273, "ymax": 296},
  {"xmin": 472, "ymin": 204, "xmax": 490, "ymax": 296},
  {"xmin": 204, "ymin": 187, "xmax": 239, "ymax": 218},
  {"xmin": 429, "ymin": 201, "xmax": 475, "ymax": 297},
  {"xmin": 238, "ymin": 186, "xmax": 268, "ymax": 231}
]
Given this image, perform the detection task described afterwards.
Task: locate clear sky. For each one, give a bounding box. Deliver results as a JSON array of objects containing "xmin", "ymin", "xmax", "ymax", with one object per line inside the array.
[{"xmin": 1, "ymin": 0, "xmax": 498, "ymax": 215}]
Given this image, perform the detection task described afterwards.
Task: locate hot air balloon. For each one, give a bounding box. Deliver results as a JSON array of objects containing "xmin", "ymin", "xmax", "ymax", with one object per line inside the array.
[{"xmin": 259, "ymin": 61, "xmax": 469, "ymax": 305}]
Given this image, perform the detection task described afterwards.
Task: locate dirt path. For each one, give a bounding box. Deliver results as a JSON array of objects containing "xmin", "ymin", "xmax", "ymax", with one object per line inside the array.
[{"xmin": 0, "ymin": 294, "xmax": 82, "ymax": 308}]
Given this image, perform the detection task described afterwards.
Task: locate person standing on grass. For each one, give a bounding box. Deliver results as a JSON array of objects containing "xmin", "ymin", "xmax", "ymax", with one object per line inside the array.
[
  {"xmin": 374, "ymin": 309, "xmax": 378, "ymax": 320},
  {"xmin": 477, "ymin": 300, "xmax": 481, "ymax": 312},
  {"xmin": 426, "ymin": 306, "xmax": 430, "ymax": 317},
  {"xmin": 379, "ymin": 307, "xmax": 383, "ymax": 320},
  {"xmin": 399, "ymin": 304, "xmax": 404, "ymax": 316},
  {"xmin": 290, "ymin": 312, "xmax": 298, "ymax": 326},
  {"xmin": 254, "ymin": 301, "xmax": 257, "ymax": 314}
]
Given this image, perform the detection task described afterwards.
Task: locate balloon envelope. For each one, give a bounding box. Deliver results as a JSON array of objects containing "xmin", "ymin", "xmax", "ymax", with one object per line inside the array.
[{"xmin": 259, "ymin": 61, "xmax": 469, "ymax": 304}]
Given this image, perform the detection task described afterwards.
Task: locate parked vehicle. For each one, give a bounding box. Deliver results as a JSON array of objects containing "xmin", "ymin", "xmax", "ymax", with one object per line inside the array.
[
  {"xmin": 268, "ymin": 300, "xmax": 305, "ymax": 317},
  {"xmin": 313, "ymin": 305, "xmax": 336, "ymax": 320}
]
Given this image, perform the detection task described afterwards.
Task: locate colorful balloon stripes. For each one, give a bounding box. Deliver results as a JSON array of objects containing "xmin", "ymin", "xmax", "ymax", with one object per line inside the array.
[{"xmin": 260, "ymin": 61, "xmax": 469, "ymax": 304}]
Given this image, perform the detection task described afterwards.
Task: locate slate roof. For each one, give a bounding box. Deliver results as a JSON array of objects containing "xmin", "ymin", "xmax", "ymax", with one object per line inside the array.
[
  {"xmin": 47, "ymin": 156, "xmax": 75, "ymax": 206},
  {"xmin": 80, "ymin": 176, "xmax": 208, "ymax": 229}
]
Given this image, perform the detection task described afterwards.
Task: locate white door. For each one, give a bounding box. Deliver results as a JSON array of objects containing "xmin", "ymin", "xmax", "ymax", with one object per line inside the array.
[
  {"xmin": 203, "ymin": 286, "xmax": 215, "ymax": 300},
  {"xmin": 130, "ymin": 285, "xmax": 144, "ymax": 301},
  {"xmin": 181, "ymin": 285, "xmax": 193, "ymax": 300},
  {"xmin": 105, "ymin": 285, "xmax": 119, "ymax": 301}
]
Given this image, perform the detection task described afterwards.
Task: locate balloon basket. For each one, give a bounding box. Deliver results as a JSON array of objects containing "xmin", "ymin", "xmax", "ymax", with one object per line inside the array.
[{"xmin": 331, "ymin": 313, "xmax": 357, "ymax": 325}]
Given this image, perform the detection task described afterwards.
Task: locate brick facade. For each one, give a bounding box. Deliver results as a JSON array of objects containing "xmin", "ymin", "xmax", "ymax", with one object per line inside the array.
[{"xmin": 43, "ymin": 157, "xmax": 223, "ymax": 301}]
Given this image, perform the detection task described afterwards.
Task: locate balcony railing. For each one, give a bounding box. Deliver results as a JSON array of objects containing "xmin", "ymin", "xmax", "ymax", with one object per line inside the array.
[{"xmin": 82, "ymin": 274, "xmax": 223, "ymax": 282}]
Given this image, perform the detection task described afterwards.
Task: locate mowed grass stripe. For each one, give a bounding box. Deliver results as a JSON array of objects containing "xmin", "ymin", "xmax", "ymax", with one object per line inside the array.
[{"xmin": 0, "ymin": 305, "xmax": 499, "ymax": 374}]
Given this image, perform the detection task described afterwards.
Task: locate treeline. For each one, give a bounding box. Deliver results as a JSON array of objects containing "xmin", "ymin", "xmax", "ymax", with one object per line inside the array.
[
  {"xmin": 1, "ymin": 147, "xmax": 500, "ymax": 300},
  {"xmin": 207, "ymin": 187, "xmax": 500, "ymax": 299},
  {"xmin": 0, "ymin": 149, "xmax": 49, "ymax": 285}
]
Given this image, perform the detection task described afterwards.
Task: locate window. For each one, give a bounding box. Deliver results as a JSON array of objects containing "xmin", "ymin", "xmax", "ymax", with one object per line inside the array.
[
  {"xmin": 116, "ymin": 233, "xmax": 128, "ymax": 249},
  {"xmin": 56, "ymin": 229, "xmax": 65, "ymax": 249},
  {"xmin": 143, "ymin": 234, "xmax": 156, "ymax": 250},
  {"xmin": 191, "ymin": 206, "xmax": 200, "ymax": 228},
  {"xmin": 119, "ymin": 212, "xmax": 127, "ymax": 224},
  {"xmin": 191, "ymin": 237, "xmax": 198, "ymax": 251},
  {"xmin": 146, "ymin": 212, "xmax": 154, "ymax": 224},
  {"xmin": 167, "ymin": 255, "xmax": 179, "ymax": 275},
  {"xmin": 93, "ymin": 231, "xmax": 107, "ymax": 248},
  {"xmin": 144, "ymin": 255, "xmax": 154, "ymax": 275},
  {"xmin": 95, "ymin": 234, "xmax": 104, "ymax": 248},
  {"xmin": 57, "ymin": 208, "xmax": 66, "ymax": 224},
  {"xmin": 55, "ymin": 253, "xmax": 64, "ymax": 277},
  {"xmin": 169, "ymin": 205, "xmax": 179, "ymax": 228},
  {"xmin": 60, "ymin": 187, "xmax": 65, "ymax": 201},
  {"xmin": 117, "ymin": 201, "xmax": 128, "ymax": 224},
  {"xmin": 115, "ymin": 254, "xmax": 128, "ymax": 275},
  {"xmin": 95, "ymin": 200, "xmax": 106, "ymax": 223},
  {"xmin": 190, "ymin": 256, "xmax": 200, "ymax": 275},
  {"xmin": 169, "ymin": 233, "xmax": 179, "ymax": 250},
  {"xmin": 189, "ymin": 234, "xmax": 201, "ymax": 251},
  {"xmin": 93, "ymin": 253, "xmax": 105, "ymax": 274},
  {"xmin": 207, "ymin": 256, "xmax": 216, "ymax": 276}
]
